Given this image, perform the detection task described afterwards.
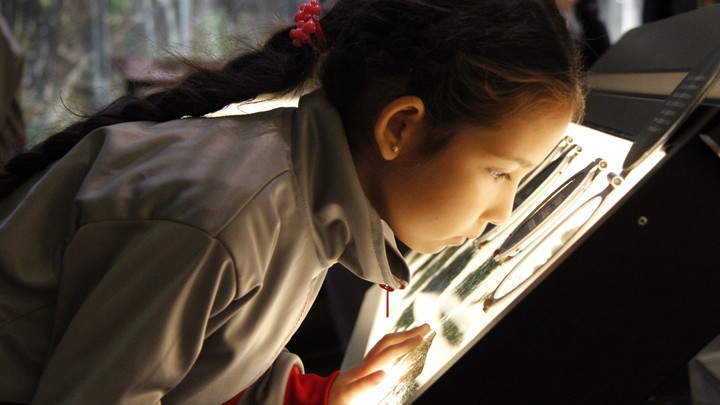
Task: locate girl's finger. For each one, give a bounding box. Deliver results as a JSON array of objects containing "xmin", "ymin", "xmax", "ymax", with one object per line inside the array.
[
  {"xmin": 341, "ymin": 334, "xmax": 424, "ymax": 384},
  {"xmin": 344, "ymin": 369, "xmax": 387, "ymax": 394},
  {"xmin": 329, "ymin": 369, "xmax": 386, "ymax": 405},
  {"xmin": 365, "ymin": 323, "xmax": 430, "ymax": 358},
  {"xmin": 360, "ymin": 334, "xmax": 424, "ymax": 374}
]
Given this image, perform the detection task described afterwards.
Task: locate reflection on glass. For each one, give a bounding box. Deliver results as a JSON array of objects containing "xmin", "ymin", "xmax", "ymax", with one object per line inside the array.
[
  {"xmin": 476, "ymin": 141, "xmax": 582, "ymax": 249},
  {"xmin": 394, "ymin": 245, "xmax": 477, "ymax": 332},
  {"xmin": 455, "ymin": 255, "xmax": 502, "ymax": 300},
  {"xmin": 439, "ymin": 316, "xmax": 463, "ymax": 346},
  {"xmin": 515, "ymin": 140, "xmax": 580, "ymax": 208},
  {"xmin": 455, "ymin": 159, "xmax": 607, "ymax": 301},
  {"xmin": 518, "ymin": 135, "xmax": 575, "ymax": 192},
  {"xmin": 393, "ymin": 304, "xmax": 415, "ymax": 332},
  {"xmin": 483, "ymin": 174, "xmax": 623, "ymax": 310},
  {"xmin": 406, "ymin": 245, "xmax": 463, "ymax": 295},
  {"xmin": 496, "ymin": 159, "xmax": 606, "ymax": 260},
  {"xmin": 422, "ymin": 247, "xmax": 477, "ymax": 293}
]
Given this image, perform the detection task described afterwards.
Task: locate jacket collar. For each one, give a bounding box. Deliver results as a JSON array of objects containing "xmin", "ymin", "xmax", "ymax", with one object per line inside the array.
[{"xmin": 291, "ymin": 90, "xmax": 409, "ymax": 288}]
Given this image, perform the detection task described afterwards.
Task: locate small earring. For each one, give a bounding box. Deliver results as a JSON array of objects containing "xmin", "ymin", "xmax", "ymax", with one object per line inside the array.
[{"xmin": 391, "ymin": 145, "xmax": 399, "ymax": 153}]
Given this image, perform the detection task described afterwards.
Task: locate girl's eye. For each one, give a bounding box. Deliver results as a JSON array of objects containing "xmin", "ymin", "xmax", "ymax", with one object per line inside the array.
[{"xmin": 489, "ymin": 169, "xmax": 511, "ymax": 181}]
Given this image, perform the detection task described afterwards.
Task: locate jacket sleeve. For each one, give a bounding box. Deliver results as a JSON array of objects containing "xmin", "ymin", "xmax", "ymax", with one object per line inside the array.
[
  {"xmin": 32, "ymin": 219, "xmax": 243, "ymax": 404},
  {"xmin": 229, "ymin": 351, "xmax": 340, "ymax": 405}
]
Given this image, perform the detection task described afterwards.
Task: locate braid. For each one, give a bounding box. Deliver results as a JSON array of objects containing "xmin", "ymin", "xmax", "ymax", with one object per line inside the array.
[
  {"xmin": 144, "ymin": 28, "xmax": 317, "ymax": 120},
  {"xmin": 0, "ymin": 26, "xmax": 317, "ymax": 198}
]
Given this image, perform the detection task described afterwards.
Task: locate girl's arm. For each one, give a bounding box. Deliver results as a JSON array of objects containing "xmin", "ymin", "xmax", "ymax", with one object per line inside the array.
[
  {"xmin": 226, "ymin": 325, "xmax": 429, "ymax": 405},
  {"xmin": 32, "ymin": 220, "xmax": 240, "ymax": 404}
]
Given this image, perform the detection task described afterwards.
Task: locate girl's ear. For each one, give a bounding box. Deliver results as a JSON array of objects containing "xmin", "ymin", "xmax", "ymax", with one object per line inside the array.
[{"xmin": 373, "ymin": 96, "xmax": 426, "ymax": 160}]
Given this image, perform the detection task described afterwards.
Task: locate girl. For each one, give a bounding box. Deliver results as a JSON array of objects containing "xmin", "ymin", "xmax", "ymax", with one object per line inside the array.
[{"xmin": 0, "ymin": 0, "xmax": 584, "ymax": 404}]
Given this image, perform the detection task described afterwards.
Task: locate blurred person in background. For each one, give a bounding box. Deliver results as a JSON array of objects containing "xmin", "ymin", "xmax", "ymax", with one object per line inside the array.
[
  {"xmin": 642, "ymin": 0, "xmax": 718, "ymax": 23},
  {"xmin": 556, "ymin": 0, "xmax": 611, "ymax": 68}
]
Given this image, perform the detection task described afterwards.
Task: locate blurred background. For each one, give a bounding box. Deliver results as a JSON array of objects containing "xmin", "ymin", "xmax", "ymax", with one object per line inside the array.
[
  {"xmin": 0, "ymin": 0, "xmax": 336, "ymax": 147},
  {"xmin": 5, "ymin": 0, "xmax": 716, "ymax": 146},
  {"xmin": 1, "ymin": 0, "xmax": 717, "ymax": 147}
]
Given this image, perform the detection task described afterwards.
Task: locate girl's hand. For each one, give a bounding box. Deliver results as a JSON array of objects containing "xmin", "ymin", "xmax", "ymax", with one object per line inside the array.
[{"xmin": 328, "ymin": 323, "xmax": 431, "ymax": 405}]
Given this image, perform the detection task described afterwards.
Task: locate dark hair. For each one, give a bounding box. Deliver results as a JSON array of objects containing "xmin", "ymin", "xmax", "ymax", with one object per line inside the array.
[{"xmin": 0, "ymin": 0, "xmax": 584, "ymax": 197}]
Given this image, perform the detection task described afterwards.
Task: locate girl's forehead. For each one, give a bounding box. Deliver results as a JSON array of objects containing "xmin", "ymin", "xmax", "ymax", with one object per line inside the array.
[{"xmin": 450, "ymin": 108, "xmax": 573, "ymax": 164}]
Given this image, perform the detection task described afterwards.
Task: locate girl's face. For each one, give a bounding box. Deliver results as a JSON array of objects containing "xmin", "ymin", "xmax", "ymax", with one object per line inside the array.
[{"xmin": 365, "ymin": 106, "xmax": 573, "ymax": 254}]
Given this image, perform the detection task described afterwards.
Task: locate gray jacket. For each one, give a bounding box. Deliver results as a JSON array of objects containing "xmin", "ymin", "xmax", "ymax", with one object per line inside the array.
[{"xmin": 0, "ymin": 91, "xmax": 409, "ymax": 404}]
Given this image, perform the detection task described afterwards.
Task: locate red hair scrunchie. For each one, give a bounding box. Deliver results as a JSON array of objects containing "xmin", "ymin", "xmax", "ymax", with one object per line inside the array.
[{"xmin": 290, "ymin": 0, "xmax": 329, "ymax": 54}]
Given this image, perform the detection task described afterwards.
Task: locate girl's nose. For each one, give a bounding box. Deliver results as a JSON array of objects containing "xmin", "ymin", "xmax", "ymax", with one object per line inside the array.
[{"xmin": 481, "ymin": 185, "xmax": 516, "ymax": 226}]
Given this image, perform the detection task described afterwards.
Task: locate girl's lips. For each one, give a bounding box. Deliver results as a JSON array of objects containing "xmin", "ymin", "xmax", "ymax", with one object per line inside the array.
[{"xmin": 449, "ymin": 236, "xmax": 467, "ymax": 245}]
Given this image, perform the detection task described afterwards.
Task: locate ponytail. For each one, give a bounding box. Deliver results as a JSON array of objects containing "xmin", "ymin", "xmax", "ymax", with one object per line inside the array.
[{"xmin": 0, "ymin": 26, "xmax": 318, "ymax": 198}]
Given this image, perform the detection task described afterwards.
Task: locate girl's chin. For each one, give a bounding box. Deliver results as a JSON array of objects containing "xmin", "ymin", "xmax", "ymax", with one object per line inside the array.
[{"xmin": 448, "ymin": 236, "xmax": 468, "ymax": 246}]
